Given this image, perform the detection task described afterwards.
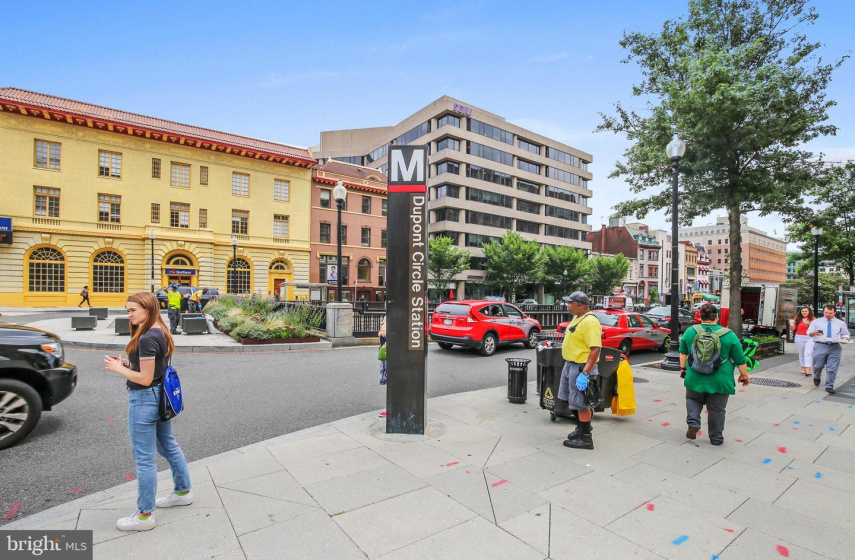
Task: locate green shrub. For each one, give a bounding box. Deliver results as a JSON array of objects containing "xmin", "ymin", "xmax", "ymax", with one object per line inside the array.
[
  {"xmin": 239, "ymin": 297, "xmax": 278, "ymax": 317},
  {"xmin": 746, "ymin": 335, "xmax": 782, "ymax": 344},
  {"xmin": 204, "ymin": 302, "xmax": 232, "ymax": 322},
  {"xmin": 218, "ymin": 313, "xmax": 248, "ymax": 333},
  {"xmin": 230, "ymin": 320, "xmax": 272, "ymax": 340}
]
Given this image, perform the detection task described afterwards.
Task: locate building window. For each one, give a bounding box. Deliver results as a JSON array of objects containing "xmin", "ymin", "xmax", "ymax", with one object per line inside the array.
[
  {"xmin": 98, "ymin": 150, "xmax": 122, "ymax": 178},
  {"xmin": 232, "ymin": 210, "xmax": 248, "ymax": 234},
  {"xmin": 518, "ymin": 139, "xmax": 541, "ymax": 155},
  {"xmin": 152, "ymin": 158, "xmax": 161, "ymax": 179},
  {"xmin": 361, "ymin": 228, "xmax": 371, "ymax": 246},
  {"xmin": 546, "ymin": 147, "xmax": 580, "ymax": 167},
  {"xmin": 333, "ymin": 155, "xmax": 364, "ymax": 165},
  {"xmin": 394, "ymin": 121, "xmax": 430, "ymax": 145},
  {"xmin": 171, "ymin": 162, "xmax": 190, "ymax": 187},
  {"xmin": 339, "ymin": 225, "xmax": 347, "ymax": 245},
  {"xmin": 226, "ymin": 257, "xmax": 251, "ymax": 294},
  {"xmin": 378, "ymin": 258, "xmax": 386, "ymax": 286},
  {"xmin": 517, "ymin": 200, "xmax": 541, "ymax": 215},
  {"xmin": 92, "ymin": 250, "xmax": 125, "ymax": 293},
  {"xmin": 382, "ymin": 199, "xmax": 388, "ymax": 217},
  {"xmin": 437, "ymin": 137, "xmax": 460, "ymax": 152},
  {"xmin": 545, "ymin": 224, "xmax": 580, "ymax": 240},
  {"xmin": 545, "ymin": 205, "xmax": 580, "ymax": 222},
  {"xmin": 516, "ymin": 220, "xmax": 540, "ymax": 234},
  {"xmin": 381, "ymin": 229, "xmax": 387, "ymax": 248},
  {"xmin": 320, "ymin": 223, "xmax": 331, "ymax": 243},
  {"xmin": 170, "ymin": 202, "xmax": 190, "ymax": 228},
  {"xmin": 28, "ymin": 247, "xmax": 65, "ymax": 292},
  {"xmin": 546, "ymin": 167, "xmax": 581, "ymax": 185},
  {"xmin": 437, "ymin": 114, "xmax": 460, "ymax": 129},
  {"xmin": 468, "ymin": 141, "xmax": 513, "ymax": 166},
  {"xmin": 199, "ymin": 208, "xmax": 207, "ymax": 228},
  {"xmin": 98, "ymin": 194, "xmax": 121, "ymax": 223},
  {"xmin": 467, "ymin": 164, "xmax": 513, "ymax": 187},
  {"xmin": 274, "ymin": 179, "xmax": 290, "ymax": 202},
  {"xmin": 151, "ymin": 203, "xmax": 160, "ymax": 223},
  {"xmin": 545, "ymin": 185, "xmax": 579, "ymax": 203},
  {"xmin": 34, "ymin": 140, "xmax": 61, "ymax": 170},
  {"xmin": 362, "ymin": 196, "xmax": 371, "ymax": 214},
  {"xmin": 517, "ymin": 179, "xmax": 541, "ymax": 195},
  {"xmin": 468, "ymin": 118, "xmax": 513, "ymax": 144},
  {"xmin": 435, "ymin": 184, "xmax": 460, "ymax": 199},
  {"xmin": 436, "ymin": 161, "xmax": 459, "ymax": 175},
  {"xmin": 274, "ymin": 214, "xmax": 289, "ymax": 238},
  {"xmin": 358, "ymin": 258, "xmax": 371, "ymax": 282},
  {"xmin": 466, "ymin": 210, "xmax": 512, "ymax": 229},
  {"xmin": 434, "ymin": 208, "xmax": 459, "ymax": 223},
  {"xmin": 232, "ymin": 172, "xmax": 249, "ymax": 196},
  {"xmin": 320, "ymin": 189, "xmax": 331, "ymax": 208},
  {"xmin": 465, "ymin": 233, "xmax": 501, "ymax": 248},
  {"xmin": 466, "ymin": 187, "xmax": 512, "ymax": 208},
  {"xmin": 319, "ymin": 255, "xmax": 349, "ymax": 285},
  {"xmin": 517, "ymin": 159, "xmax": 541, "ymax": 174},
  {"xmin": 365, "ymin": 143, "xmax": 389, "ymax": 164},
  {"xmin": 34, "ymin": 187, "xmax": 60, "ymax": 218},
  {"xmin": 200, "ymin": 166, "xmax": 209, "ymax": 185}
]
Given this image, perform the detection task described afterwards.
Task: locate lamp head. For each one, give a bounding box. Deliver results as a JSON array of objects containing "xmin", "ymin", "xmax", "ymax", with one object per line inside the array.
[
  {"xmin": 333, "ymin": 180, "xmax": 347, "ymax": 203},
  {"xmin": 231, "ymin": 236, "xmax": 238, "ymax": 247},
  {"xmin": 149, "ymin": 230, "xmax": 155, "ymax": 240},
  {"xmin": 665, "ymin": 132, "xmax": 687, "ymax": 161},
  {"xmin": 810, "ymin": 227, "xmax": 823, "ymax": 237}
]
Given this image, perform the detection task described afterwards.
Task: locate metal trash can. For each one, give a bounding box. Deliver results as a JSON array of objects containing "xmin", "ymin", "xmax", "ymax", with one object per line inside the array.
[
  {"xmin": 535, "ymin": 333, "xmax": 565, "ymax": 395},
  {"xmin": 505, "ymin": 358, "xmax": 531, "ymax": 404}
]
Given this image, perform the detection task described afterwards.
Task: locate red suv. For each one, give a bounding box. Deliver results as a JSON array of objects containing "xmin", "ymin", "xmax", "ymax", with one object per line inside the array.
[
  {"xmin": 557, "ymin": 309, "xmax": 670, "ymax": 356},
  {"xmin": 430, "ymin": 300, "xmax": 542, "ymax": 356}
]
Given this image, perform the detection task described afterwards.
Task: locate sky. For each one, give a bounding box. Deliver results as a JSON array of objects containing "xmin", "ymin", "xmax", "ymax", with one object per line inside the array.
[{"xmin": 2, "ymin": 0, "xmax": 853, "ymax": 248}]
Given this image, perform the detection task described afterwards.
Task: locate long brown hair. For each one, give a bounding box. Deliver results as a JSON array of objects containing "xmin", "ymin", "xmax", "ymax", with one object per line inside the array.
[
  {"xmin": 125, "ymin": 292, "xmax": 175, "ymax": 357},
  {"xmin": 798, "ymin": 306, "xmax": 814, "ymax": 322}
]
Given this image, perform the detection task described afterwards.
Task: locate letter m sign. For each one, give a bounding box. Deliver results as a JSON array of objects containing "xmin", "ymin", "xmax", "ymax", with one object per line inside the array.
[{"xmin": 388, "ymin": 146, "xmax": 427, "ymax": 193}]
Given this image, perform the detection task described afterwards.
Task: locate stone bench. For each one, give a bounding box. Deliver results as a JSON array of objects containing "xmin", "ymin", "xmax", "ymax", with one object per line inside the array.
[
  {"xmin": 89, "ymin": 307, "xmax": 108, "ymax": 320},
  {"xmin": 72, "ymin": 316, "xmax": 98, "ymax": 330},
  {"xmin": 180, "ymin": 313, "xmax": 204, "ymax": 329},
  {"xmin": 114, "ymin": 316, "xmax": 131, "ymax": 335},
  {"xmin": 182, "ymin": 317, "xmax": 208, "ymax": 334}
]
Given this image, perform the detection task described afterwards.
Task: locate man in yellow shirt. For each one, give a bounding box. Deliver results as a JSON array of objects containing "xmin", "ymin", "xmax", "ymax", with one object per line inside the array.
[
  {"xmin": 166, "ymin": 284, "xmax": 182, "ymax": 334},
  {"xmin": 560, "ymin": 291, "xmax": 602, "ymax": 450},
  {"xmin": 189, "ymin": 288, "xmax": 207, "ymax": 313}
]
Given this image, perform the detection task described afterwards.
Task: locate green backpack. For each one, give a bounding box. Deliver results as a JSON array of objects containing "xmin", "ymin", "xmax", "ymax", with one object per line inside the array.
[{"xmin": 688, "ymin": 325, "xmax": 731, "ymax": 374}]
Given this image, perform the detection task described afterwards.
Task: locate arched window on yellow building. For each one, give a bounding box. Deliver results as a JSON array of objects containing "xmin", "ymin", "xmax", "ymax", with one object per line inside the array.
[
  {"xmin": 28, "ymin": 247, "xmax": 66, "ymax": 292},
  {"xmin": 227, "ymin": 257, "xmax": 252, "ymax": 294},
  {"xmin": 92, "ymin": 250, "xmax": 125, "ymax": 293}
]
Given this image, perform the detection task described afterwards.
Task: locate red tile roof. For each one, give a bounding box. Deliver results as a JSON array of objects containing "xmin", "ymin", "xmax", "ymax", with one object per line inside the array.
[
  {"xmin": 0, "ymin": 87, "xmax": 314, "ymax": 165},
  {"xmin": 314, "ymin": 160, "xmax": 387, "ymax": 183}
]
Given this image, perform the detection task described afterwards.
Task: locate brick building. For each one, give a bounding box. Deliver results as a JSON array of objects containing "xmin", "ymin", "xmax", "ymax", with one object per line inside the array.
[{"xmin": 587, "ymin": 218, "xmax": 661, "ymax": 304}]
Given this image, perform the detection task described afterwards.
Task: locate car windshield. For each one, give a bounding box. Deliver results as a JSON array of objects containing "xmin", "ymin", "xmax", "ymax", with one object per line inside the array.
[
  {"xmin": 591, "ymin": 312, "xmax": 619, "ymax": 327},
  {"xmin": 435, "ymin": 303, "xmax": 471, "ymax": 316},
  {"xmin": 647, "ymin": 307, "xmax": 670, "ymax": 316}
]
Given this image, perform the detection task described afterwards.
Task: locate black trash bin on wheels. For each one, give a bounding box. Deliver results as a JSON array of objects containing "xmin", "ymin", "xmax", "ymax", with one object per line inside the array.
[{"xmin": 505, "ymin": 358, "xmax": 531, "ymax": 404}]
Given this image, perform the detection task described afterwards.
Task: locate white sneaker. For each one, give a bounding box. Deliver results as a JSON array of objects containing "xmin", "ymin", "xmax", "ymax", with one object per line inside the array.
[
  {"xmin": 155, "ymin": 491, "xmax": 194, "ymax": 508},
  {"xmin": 116, "ymin": 512, "xmax": 155, "ymax": 531}
]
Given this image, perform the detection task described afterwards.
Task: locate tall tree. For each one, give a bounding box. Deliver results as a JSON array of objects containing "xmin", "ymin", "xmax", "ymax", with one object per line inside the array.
[
  {"xmin": 587, "ymin": 254, "xmax": 631, "ymax": 297},
  {"xmin": 427, "ymin": 236, "xmax": 470, "ymax": 295},
  {"xmin": 482, "ymin": 231, "xmax": 546, "ymax": 301},
  {"xmin": 598, "ymin": 0, "xmax": 846, "ymax": 331},
  {"xmin": 542, "ymin": 245, "xmax": 592, "ymax": 300}
]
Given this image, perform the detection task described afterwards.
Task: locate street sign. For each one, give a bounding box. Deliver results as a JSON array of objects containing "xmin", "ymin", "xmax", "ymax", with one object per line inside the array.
[
  {"xmin": 386, "ymin": 145, "xmax": 428, "ymax": 435},
  {"xmin": 0, "ymin": 217, "xmax": 11, "ymax": 245}
]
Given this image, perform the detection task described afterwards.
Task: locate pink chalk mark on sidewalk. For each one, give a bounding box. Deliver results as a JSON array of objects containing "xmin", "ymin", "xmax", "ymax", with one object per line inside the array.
[
  {"xmin": 445, "ymin": 462, "xmax": 459, "ymax": 467},
  {"xmin": 491, "ymin": 479, "xmax": 509, "ymax": 488},
  {"xmin": 776, "ymin": 544, "xmax": 790, "ymax": 557},
  {"xmin": 723, "ymin": 528, "xmax": 735, "ymax": 533},
  {"xmin": 107, "ymin": 415, "xmax": 114, "ymax": 423},
  {"xmin": 777, "ymin": 447, "xmax": 787, "ymax": 454},
  {"xmin": 735, "ymin": 439, "xmax": 744, "ymax": 443},
  {"xmin": 661, "ymin": 422, "xmax": 670, "ymax": 427},
  {"xmin": 71, "ymin": 488, "xmax": 83, "ymax": 494},
  {"xmin": 646, "ymin": 503, "xmax": 655, "ymax": 511},
  {"xmin": 126, "ymin": 473, "xmax": 135, "ymax": 482},
  {"xmin": 654, "ymin": 399, "xmax": 662, "ymax": 402},
  {"xmin": 4, "ymin": 502, "xmax": 21, "ymax": 520}
]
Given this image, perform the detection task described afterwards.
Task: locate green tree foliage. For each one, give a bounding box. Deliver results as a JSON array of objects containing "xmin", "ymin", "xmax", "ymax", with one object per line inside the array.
[
  {"xmin": 427, "ymin": 236, "xmax": 471, "ymax": 292},
  {"xmin": 587, "ymin": 254, "xmax": 631, "ymax": 297},
  {"xmin": 784, "ymin": 272, "xmax": 848, "ymax": 308},
  {"xmin": 650, "ymin": 287, "xmax": 659, "ymax": 302},
  {"xmin": 542, "ymin": 245, "xmax": 592, "ymax": 299},
  {"xmin": 483, "ymin": 231, "xmax": 546, "ymax": 301},
  {"xmin": 597, "ymin": 0, "xmax": 846, "ymax": 330}
]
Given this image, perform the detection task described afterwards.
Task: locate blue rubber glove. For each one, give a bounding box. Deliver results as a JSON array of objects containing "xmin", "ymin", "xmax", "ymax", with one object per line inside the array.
[{"xmin": 576, "ymin": 372, "xmax": 589, "ymax": 391}]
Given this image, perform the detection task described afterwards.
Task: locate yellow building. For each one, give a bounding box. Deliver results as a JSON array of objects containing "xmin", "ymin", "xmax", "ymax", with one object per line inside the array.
[{"xmin": 0, "ymin": 88, "xmax": 315, "ymax": 307}]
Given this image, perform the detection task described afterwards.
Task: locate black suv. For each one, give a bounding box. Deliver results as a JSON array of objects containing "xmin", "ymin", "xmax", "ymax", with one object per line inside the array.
[{"xmin": 0, "ymin": 323, "xmax": 77, "ymax": 450}]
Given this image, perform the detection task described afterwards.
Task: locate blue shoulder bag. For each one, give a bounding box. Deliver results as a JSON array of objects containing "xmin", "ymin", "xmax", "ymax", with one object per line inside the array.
[{"xmin": 158, "ymin": 357, "xmax": 184, "ymax": 421}]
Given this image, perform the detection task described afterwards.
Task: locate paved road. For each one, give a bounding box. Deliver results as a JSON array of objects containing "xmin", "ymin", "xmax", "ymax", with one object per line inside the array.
[{"xmin": 0, "ymin": 342, "xmax": 665, "ymax": 524}]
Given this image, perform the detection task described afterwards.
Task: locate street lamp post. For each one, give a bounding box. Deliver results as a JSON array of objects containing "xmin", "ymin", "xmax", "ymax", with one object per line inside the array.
[
  {"xmin": 333, "ymin": 180, "xmax": 348, "ymax": 303},
  {"xmin": 811, "ymin": 226, "xmax": 822, "ymax": 316},
  {"xmin": 231, "ymin": 236, "xmax": 238, "ymax": 294},
  {"xmin": 662, "ymin": 132, "xmax": 687, "ymax": 371},
  {"xmin": 149, "ymin": 230, "xmax": 156, "ymax": 293}
]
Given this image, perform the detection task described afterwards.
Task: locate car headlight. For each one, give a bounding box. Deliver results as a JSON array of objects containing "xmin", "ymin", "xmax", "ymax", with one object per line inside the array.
[{"xmin": 41, "ymin": 342, "xmax": 63, "ymax": 362}]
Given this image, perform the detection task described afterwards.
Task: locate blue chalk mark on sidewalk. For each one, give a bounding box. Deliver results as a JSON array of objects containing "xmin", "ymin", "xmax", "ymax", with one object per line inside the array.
[
  {"xmin": 672, "ymin": 535, "xmax": 689, "ymax": 545},
  {"xmin": 815, "ymin": 472, "xmax": 823, "ymax": 479},
  {"xmin": 828, "ymin": 427, "xmax": 835, "ymax": 431},
  {"xmin": 793, "ymin": 421, "xmax": 800, "ymax": 424},
  {"xmin": 762, "ymin": 458, "xmax": 772, "ymax": 464},
  {"xmin": 786, "ymin": 466, "xmax": 795, "ymax": 470}
]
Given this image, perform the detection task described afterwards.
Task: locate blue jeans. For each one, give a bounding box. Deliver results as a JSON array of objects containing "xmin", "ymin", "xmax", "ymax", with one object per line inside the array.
[{"xmin": 127, "ymin": 385, "xmax": 191, "ymax": 513}]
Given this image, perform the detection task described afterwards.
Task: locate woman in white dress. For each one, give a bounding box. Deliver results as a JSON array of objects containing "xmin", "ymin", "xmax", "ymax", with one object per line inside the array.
[{"xmin": 793, "ymin": 306, "xmax": 814, "ymax": 377}]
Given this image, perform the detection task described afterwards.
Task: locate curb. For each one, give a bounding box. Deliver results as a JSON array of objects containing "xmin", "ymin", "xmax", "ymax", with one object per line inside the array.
[{"xmin": 65, "ymin": 340, "xmax": 334, "ymax": 353}]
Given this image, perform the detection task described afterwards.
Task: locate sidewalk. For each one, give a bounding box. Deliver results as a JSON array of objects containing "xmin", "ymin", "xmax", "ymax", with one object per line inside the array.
[{"xmin": 5, "ymin": 345, "xmax": 855, "ymax": 559}]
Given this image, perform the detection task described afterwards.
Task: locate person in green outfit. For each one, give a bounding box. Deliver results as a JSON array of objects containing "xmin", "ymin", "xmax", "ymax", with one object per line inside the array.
[{"xmin": 679, "ymin": 303, "xmax": 750, "ymax": 446}]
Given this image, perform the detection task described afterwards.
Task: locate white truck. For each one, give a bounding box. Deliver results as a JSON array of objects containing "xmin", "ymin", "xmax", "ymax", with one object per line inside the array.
[{"xmin": 721, "ymin": 282, "xmax": 798, "ymax": 337}]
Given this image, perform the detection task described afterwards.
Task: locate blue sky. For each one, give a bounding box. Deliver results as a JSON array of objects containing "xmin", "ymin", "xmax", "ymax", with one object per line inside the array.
[{"xmin": 3, "ymin": 0, "xmax": 853, "ymax": 243}]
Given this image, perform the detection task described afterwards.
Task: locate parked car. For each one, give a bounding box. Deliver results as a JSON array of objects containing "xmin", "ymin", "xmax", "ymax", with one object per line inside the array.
[
  {"xmin": 0, "ymin": 323, "xmax": 77, "ymax": 450},
  {"xmin": 644, "ymin": 306, "xmax": 696, "ymax": 333},
  {"xmin": 156, "ymin": 287, "xmax": 220, "ymax": 311},
  {"xmin": 557, "ymin": 310, "xmax": 671, "ymax": 356},
  {"xmin": 429, "ymin": 300, "xmax": 542, "ymax": 356}
]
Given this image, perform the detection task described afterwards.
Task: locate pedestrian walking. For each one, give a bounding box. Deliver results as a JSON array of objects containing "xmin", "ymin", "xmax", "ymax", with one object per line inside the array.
[
  {"xmin": 560, "ymin": 291, "xmax": 601, "ymax": 450},
  {"xmin": 78, "ymin": 285, "xmax": 91, "ymax": 307},
  {"xmin": 103, "ymin": 292, "xmax": 192, "ymax": 531},
  {"xmin": 166, "ymin": 284, "xmax": 182, "ymax": 334},
  {"xmin": 378, "ymin": 317, "xmax": 387, "ymax": 385},
  {"xmin": 680, "ymin": 304, "xmax": 750, "ymax": 446},
  {"xmin": 808, "ymin": 304, "xmax": 851, "ymax": 394},
  {"xmin": 793, "ymin": 306, "xmax": 815, "ymax": 377}
]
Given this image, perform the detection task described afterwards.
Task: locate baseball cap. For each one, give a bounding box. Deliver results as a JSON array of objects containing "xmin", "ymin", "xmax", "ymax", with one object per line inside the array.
[{"xmin": 567, "ymin": 291, "xmax": 590, "ymax": 305}]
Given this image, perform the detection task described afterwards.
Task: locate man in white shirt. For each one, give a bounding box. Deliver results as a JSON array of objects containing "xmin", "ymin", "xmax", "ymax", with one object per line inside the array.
[{"xmin": 808, "ymin": 304, "xmax": 851, "ymax": 394}]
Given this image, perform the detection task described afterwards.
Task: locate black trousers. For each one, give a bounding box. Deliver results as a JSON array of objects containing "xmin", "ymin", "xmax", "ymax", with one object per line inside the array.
[
  {"xmin": 686, "ymin": 389, "xmax": 729, "ymax": 444},
  {"xmin": 78, "ymin": 295, "xmax": 91, "ymax": 307}
]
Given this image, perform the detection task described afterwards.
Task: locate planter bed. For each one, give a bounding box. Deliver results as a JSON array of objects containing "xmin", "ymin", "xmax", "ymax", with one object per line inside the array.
[{"xmin": 238, "ymin": 336, "xmax": 321, "ymax": 345}]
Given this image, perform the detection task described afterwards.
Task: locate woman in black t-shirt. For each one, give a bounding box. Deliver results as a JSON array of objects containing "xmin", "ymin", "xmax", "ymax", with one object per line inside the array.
[{"xmin": 104, "ymin": 292, "xmax": 193, "ymax": 531}]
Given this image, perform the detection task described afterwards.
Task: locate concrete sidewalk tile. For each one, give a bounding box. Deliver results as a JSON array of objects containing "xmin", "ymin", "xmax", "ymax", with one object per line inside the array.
[
  {"xmin": 630, "ymin": 442, "xmax": 723, "ymax": 477},
  {"xmin": 218, "ymin": 487, "xmax": 318, "ymax": 536},
  {"xmin": 780, "ymin": 459, "xmax": 855, "ymax": 494},
  {"xmin": 29, "ymin": 512, "xmax": 80, "ymax": 530},
  {"xmin": 373, "ymin": 441, "xmax": 465, "ymax": 479},
  {"xmin": 303, "ymin": 463, "xmax": 426, "ymax": 515},
  {"xmin": 434, "ymin": 403, "xmax": 502, "ymax": 425},
  {"xmin": 485, "ymin": 472, "xmax": 549, "ymax": 524},
  {"xmin": 485, "ymin": 450, "xmax": 590, "ymax": 494},
  {"xmin": 78, "ymin": 506, "xmax": 220, "ymax": 545},
  {"xmin": 267, "ymin": 432, "xmax": 364, "ymax": 467},
  {"xmin": 210, "ymin": 549, "xmax": 247, "ymax": 560},
  {"xmin": 207, "ymin": 448, "xmax": 285, "ymax": 486},
  {"xmin": 682, "ymin": 439, "xmax": 795, "ymax": 472},
  {"xmin": 814, "ymin": 432, "xmax": 855, "ymax": 451},
  {"xmin": 728, "ymin": 499, "xmax": 855, "ymax": 560},
  {"xmin": 541, "ymin": 471, "xmax": 656, "ymax": 527},
  {"xmin": 773, "ymin": 479, "xmax": 855, "ymax": 532},
  {"xmin": 218, "ymin": 470, "xmax": 317, "ymax": 507},
  {"xmin": 498, "ymin": 503, "xmax": 551, "ymax": 556},
  {"xmin": 378, "ymin": 516, "xmax": 544, "ymax": 560},
  {"xmin": 549, "ymin": 504, "xmax": 663, "ymax": 559},
  {"xmin": 607, "ymin": 495, "xmax": 743, "ymax": 560},
  {"xmin": 424, "ymin": 464, "xmax": 494, "ymax": 521},
  {"xmin": 540, "ymin": 440, "xmax": 639, "ymax": 475},
  {"xmin": 334, "ymin": 486, "xmax": 477, "ymax": 558},
  {"xmin": 426, "ymin": 434, "xmax": 502, "ymax": 467},
  {"xmin": 745, "ymin": 432, "xmax": 827, "ymax": 462},
  {"xmin": 482, "ymin": 436, "xmax": 541, "ymax": 469},
  {"xmin": 479, "ymin": 418, "xmax": 567, "ymax": 447},
  {"xmin": 589, "ymin": 427, "xmax": 662, "ymax": 457},
  {"xmin": 694, "ymin": 458, "xmax": 796, "ymax": 503},
  {"xmin": 239, "ymin": 510, "xmax": 366, "ymax": 560},
  {"xmin": 92, "ymin": 509, "xmax": 238, "ymax": 560},
  {"xmin": 729, "ymin": 403, "xmax": 801, "ymax": 423},
  {"xmin": 90, "ymin": 480, "xmax": 222, "ymax": 511},
  {"xmin": 718, "ymin": 529, "xmax": 827, "ymax": 560},
  {"xmin": 801, "ymin": 401, "xmax": 848, "ymax": 421},
  {"xmin": 284, "ymin": 446, "xmax": 391, "ymax": 486},
  {"xmin": 814, "ymin": 444, "xmax": 855, "ymax": 474}
]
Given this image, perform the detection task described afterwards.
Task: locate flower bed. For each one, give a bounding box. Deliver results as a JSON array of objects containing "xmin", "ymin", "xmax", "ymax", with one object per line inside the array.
[{"xmin": 203, "ymin": 295, "xmax": 325, "ymax": 343}]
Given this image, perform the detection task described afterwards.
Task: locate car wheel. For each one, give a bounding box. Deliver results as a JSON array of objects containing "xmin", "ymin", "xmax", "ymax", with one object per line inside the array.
[
  {"xmin": 659, "ymin": 335, "xmax": 671, "ymax": 353},
  {"xmin": 479, "ymin": 332, "xmax": 498, "ymax": 356},
  {"xmin": 618, "ymin": 339, "xmax": 632, "ymax": 357},
  {"xmin": 437, "ymin": 342, "xmax": 454, "ymax": 350},
  {"xmin": 0, "ymin": 379, "xmax": 43, "ymax": 451},
  {"xmin": 524, "ymin": 329, "xmax": 540, "ymax": 349}
]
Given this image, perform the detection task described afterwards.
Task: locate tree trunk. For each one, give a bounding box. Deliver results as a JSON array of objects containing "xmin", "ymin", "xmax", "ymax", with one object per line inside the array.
[{"xmin": 727, "ymin": 205, "xmax": 743, "ymax": 335}]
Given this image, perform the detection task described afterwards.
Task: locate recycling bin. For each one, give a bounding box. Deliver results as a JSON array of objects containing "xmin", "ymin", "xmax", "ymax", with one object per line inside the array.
[{"xmin": 505, "ymin": 358, "xmax": 531, "ymax": 404}]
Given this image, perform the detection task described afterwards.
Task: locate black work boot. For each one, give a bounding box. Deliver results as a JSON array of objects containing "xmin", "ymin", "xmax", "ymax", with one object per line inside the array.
[
  {"xmin": 567, "ymin": 415, "xmax": 593, "ymax": 440},
  {"xmin": 563, "ymin": 421, "xmax": 594, "ymax": 450}
]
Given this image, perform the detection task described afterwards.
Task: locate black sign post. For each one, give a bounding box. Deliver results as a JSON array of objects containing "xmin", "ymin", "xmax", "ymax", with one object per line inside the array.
[{"xmin": 386, "ymin": 145, "xmax": 429, "ymax": 434}]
